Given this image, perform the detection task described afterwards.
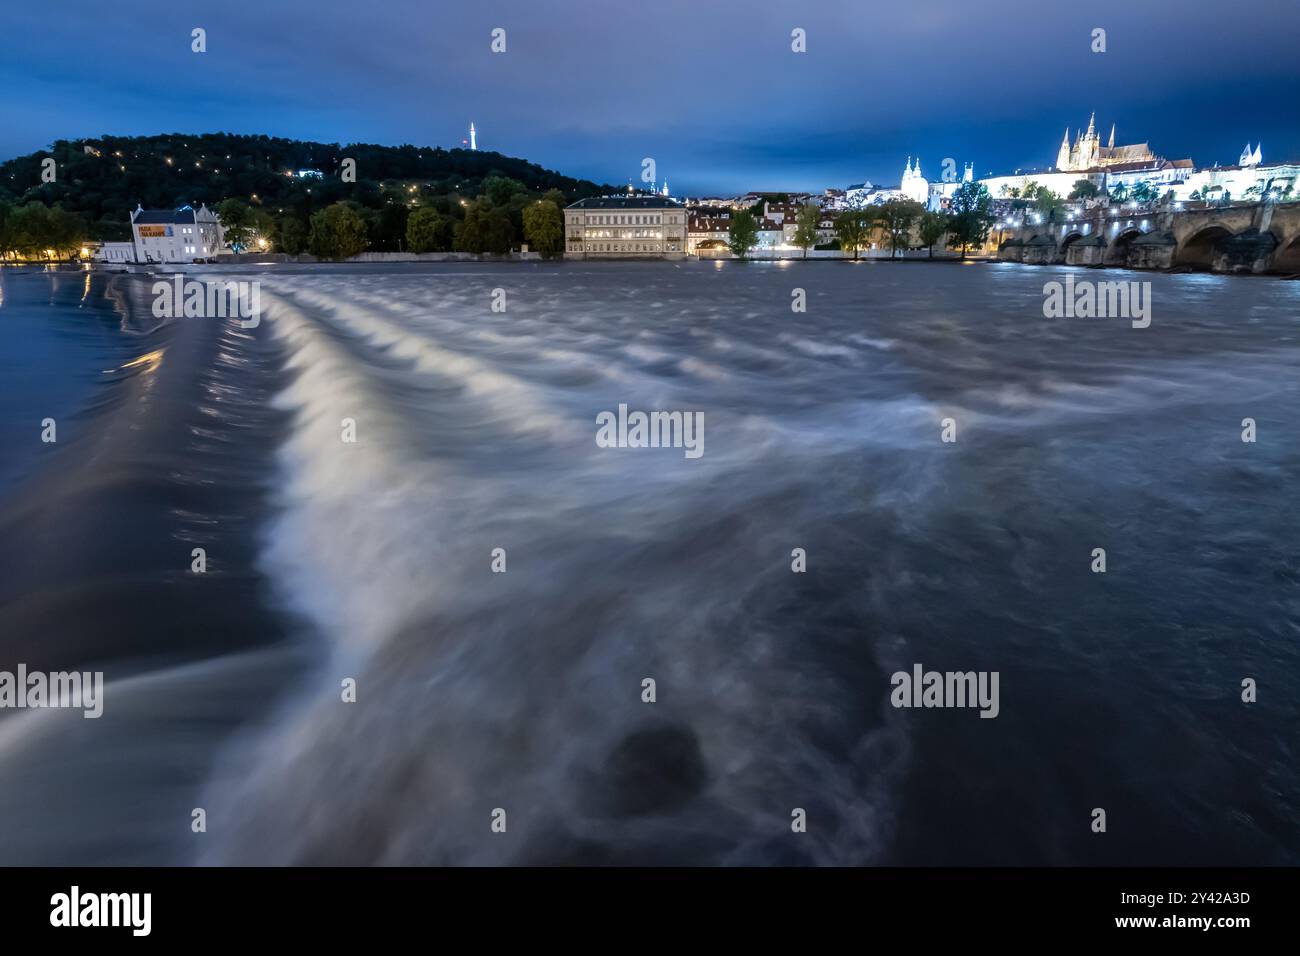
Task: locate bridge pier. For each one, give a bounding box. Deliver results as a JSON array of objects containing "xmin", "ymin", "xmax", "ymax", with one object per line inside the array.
[
  {"xmin": 1214, "ymin": 230, "xmax": 1278, "ymax": 274},
  {"xmin": 1064, "ymin": 235, "xmax": 1107, "ymax": 266},
  {"xmin": 1125, "ymin": 232, "xmax": 1176, "ymax": 270}
]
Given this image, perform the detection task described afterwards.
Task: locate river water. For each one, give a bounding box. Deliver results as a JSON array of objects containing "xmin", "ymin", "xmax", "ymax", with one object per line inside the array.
[{"xmin": 1, "ymin": 260, "xmax": 1297, "ymax": 865}]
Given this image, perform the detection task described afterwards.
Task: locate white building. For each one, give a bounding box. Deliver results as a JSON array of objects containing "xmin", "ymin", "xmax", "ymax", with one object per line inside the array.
[
  {"xmin": 687, "ymin": 213, "xmax": 731, "ymax": 254},
  {"xmin": 754, "ymin": 219, "xmax": 784, "ymax": 250},
  {"xmin": 130, "ymin": 204, "xmax": 226, "ymax": 264},
  {"xmin": 565, "ymin": 196, "xmax": 687, "ymax": 258},
  {"xmin": 901, "ymin": 158, "xmax": 929, "ymax": 205},
  {"xmin": 845, "ymin": 181, "xmax": 904, "ymax": 208},
  {"xmin": 93, "ymin": 241, "xmax": 135, "ymax": 263}
]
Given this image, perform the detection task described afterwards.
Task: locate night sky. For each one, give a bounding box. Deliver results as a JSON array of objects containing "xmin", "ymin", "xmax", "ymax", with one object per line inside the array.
[{"xmin": 2, "ymin": 0, "xmax": 1297, "ymax": 195}]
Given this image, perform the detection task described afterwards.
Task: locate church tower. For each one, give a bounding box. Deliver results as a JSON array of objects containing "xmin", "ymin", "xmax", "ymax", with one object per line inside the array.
[
  {"xmin": 1080, "ymin": 113, "xmax": 1099, "ymax": 168},
  {"xmin": 901, "ymin": 156, "xmax": 928, "ymax": 205},
  {"xmin": 1057, "ymin": 129, "xmax": 1072, "ymax": 171}
]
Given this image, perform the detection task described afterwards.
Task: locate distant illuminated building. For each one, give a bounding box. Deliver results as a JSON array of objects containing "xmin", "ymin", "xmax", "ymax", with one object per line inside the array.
[
  {"xmin": 1056, "ymin": 114, "xmax": 1158, "ymax": 172},
  {"xmin": 129, "ymin": 203, "xmax": 226, "ymax": 263},
  {"xmin": 900, "ymin": 157, "xmax": 929, "ymax": 205},
  {"xmin": 565, "ymin": 196, "xmax": 687, "ymax": 259}
]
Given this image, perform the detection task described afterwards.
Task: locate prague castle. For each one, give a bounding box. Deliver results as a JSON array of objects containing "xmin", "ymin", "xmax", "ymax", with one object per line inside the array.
[{"xmin": 1056, "ymin": 113, "xmax": 1157, "ymax": 172}]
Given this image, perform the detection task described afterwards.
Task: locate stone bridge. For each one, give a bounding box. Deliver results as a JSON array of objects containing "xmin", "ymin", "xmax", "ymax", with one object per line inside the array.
[{"xmin": 997, "ymin": 200, "xmax": 1300, "ymax": 274}]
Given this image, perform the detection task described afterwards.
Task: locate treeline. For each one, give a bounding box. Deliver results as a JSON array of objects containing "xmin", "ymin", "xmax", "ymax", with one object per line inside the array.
[
  {"xmin": 0, "ymin": 202, "xmax": 85, "ymax": 260},
  {"xmin": 0, "ymin": 132, "xmax": 614, "ymax": 252},
  {"xmin": 725, "ymin": 182, "xmax": 996, "ymax": 260},
  {"xmin": 217, "ymin": 177, "xmax": 569, "ymax": 258}
]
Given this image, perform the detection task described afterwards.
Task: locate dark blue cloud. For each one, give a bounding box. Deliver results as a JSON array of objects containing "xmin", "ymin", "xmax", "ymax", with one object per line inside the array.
[{"xmin": 1, "ymin": 0, "xmax": 1296, "ymax": 194}]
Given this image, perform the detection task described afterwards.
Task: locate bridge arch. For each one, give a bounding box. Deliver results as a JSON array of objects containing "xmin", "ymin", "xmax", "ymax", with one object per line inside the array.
[
  {"xmin": 1174, "ymin": 224, "xmax": 1236, "ymax": 271},
  {"xmin": 1272, "ymin": 233, "xmax": 1300, "ymax": 274},
  {"xmin": 1101, "ymin": 228, "xmax": 1142, "ymax": 266}
]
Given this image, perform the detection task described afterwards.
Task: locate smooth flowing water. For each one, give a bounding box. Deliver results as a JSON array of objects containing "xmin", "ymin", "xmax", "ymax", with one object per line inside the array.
[{"xmin": 1, "ymin": 261, "xmax": 1297, "ymax": 865}]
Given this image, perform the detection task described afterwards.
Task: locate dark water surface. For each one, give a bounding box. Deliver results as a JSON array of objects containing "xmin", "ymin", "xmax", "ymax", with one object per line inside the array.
[{"xmin": 1, "ymin": 261, "xmax": 1296, "ymax": 865}]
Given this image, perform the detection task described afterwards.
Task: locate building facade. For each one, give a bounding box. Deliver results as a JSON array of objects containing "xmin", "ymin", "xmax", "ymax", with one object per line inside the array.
[
  {"xmin": 93, "ymin": 241, "xmax": 135, "ymax": 263},
  {"xmin": 565, "ymin": 196, "xmax": 687, "ymax": 258},
  {"xmin": 687, "ymin": 213, "xmax": 732, "ymax": 255},
  {"xmin": 130, "ymin": 204, "xmax": 226, "ymax": 264}
]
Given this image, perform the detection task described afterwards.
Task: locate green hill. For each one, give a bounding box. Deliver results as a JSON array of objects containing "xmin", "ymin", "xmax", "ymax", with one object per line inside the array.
[{"xmin": 0, "ymin": 132, "xmax": 615, "ymax": 244}]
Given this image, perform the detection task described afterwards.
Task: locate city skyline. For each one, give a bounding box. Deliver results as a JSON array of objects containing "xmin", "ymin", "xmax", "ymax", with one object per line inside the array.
[{"xmin": 2, "ymin": 0, "xmax": 1298, "ymax": 195}]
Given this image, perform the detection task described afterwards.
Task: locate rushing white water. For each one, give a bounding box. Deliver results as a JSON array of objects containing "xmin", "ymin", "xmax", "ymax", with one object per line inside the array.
[
  {"xmin": 8, "ymin": 263, "xmax": 1295, "ymax": 865},
  {"xmin": 194, "ymin": 268, "xmax": 942, "ymax": 864},
  {"xmin": 187, "ymin": 263, "xmax": 1300, "ymax": 865}
]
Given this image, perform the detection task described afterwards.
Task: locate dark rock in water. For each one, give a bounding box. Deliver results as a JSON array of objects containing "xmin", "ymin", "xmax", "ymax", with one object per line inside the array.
[{"xmin": 585, "ymin": 723, "xmax": 709, "ymax": 819}]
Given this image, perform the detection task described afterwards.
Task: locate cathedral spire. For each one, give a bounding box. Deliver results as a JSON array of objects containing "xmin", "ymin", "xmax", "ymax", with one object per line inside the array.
[
  {"xmin": 1086, "ymin": 112, "xmax": 1096, "ymax": 138},
  {"xmin": 1108, "ymin": 123, "xmax": 1115, "ymax": 149}
]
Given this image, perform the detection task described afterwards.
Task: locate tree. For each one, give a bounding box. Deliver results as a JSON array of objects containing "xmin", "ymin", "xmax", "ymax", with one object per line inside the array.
[
  {"xmin": 1069, "ymin": 179, "xmax": 1100, "ymax": 201},
  {"xmin": 406, "ymin": 206, "xmax": 452, "ymax": 253},
  {"xmin": 369, "ymin": 203, "xmax": 409, "ymax": 252},
  {"xmin": 250, "ymin": 208, "xmax": 276, "ymax": 250},
  {"xmin": 217, "ymin": 198, "xmax": 256, "ymax": 252},
  {"xmin": 918, "ymin": 211, "xmax": 950, "ymax": 258},
  {"xmin": 1109, "ymin": 183, "xmax": 1129, "ymax": 202},
  {"xmin": 522, "ymin": 200, "xmax": 564, "ymax": 258},
  {"xmin": 275, "ymin": 216, "xmax": 308, "ymax": 254},
  {"xmin": 877, "ymin": 199, "xmax": 923, "ymax": 258},
  {"xmin": 454, "ymin": 199, "xmax": 515, "ymax": 254},
  {"xmin": 48, "ymin": 207, "xmax": 84, "ymax": 258},
  {"xmin": 1130, "ymin": 181, "xmax": 1156, "ymax": 205},
  {"xmin": 1012, "ymin": 181, "xmax": 1038, "ymax": 209},
  {"xmin": 727, "ymin": 209, "xmax": 759, "ymax": 259},
  {"xmin": 481, "ymin": 205, "xmax": 515, "ymax": 253},
  {"xmin": 1025, "ymin": 183, "xmax": 1063, "ymax": 218},
  {"xmin": 6, "ymin": 202, "xmax": 49, "ymax": 258},
  {"xmin": 482, "ymin": 175, "xmax": 526, "ymax": 207},
  {"xmin": 308, "ymin": 202, "xmax": 369, "ymax": 259},
  {"xmin": 453, "ymin": 201, "xmax": 486, "ymax": 252},
  {"xmin": 792, "ymin": 202, "xmax": 821, "ymax": 258},
  {"xmin": 946, "ymin": 182, "xmax": 993, "ymax": 259},
  {"xmin": 0, "ymin": 202, "xmax": 84, "ymax": 260},
  {"xmin": 0, "ymin": 201, "xmax": 11, "ymax": 260},
  {"xmin": 834, "ymin": 208, "xmax": 875, "ymax": 260}
]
